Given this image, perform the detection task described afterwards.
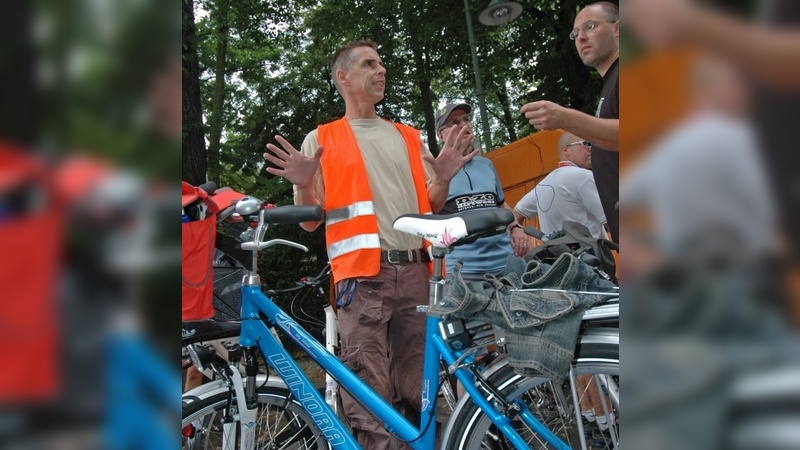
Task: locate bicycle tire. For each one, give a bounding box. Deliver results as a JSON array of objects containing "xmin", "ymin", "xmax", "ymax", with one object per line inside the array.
[
  {"xmin": 443, "ymin": 328, "xmax": 619, "ymax": 450},
  {"xmin": 182, "ymin": 385, "xmax": 331, "ymax": 450}
]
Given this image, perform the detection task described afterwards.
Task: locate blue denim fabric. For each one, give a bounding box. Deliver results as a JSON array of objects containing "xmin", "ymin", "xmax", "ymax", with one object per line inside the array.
[{"xmin": 432, "ymin": 253, "xmax": 617, "ymax": 379}]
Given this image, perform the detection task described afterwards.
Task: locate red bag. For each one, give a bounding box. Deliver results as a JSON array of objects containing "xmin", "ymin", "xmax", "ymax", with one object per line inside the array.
[
  {"xmin": 181, "ymin": 181, "xmax": 220, "ymax": 321},
  {"xmin": 0, "ymin": 146, "xmax": 62, "ymax": 400}
]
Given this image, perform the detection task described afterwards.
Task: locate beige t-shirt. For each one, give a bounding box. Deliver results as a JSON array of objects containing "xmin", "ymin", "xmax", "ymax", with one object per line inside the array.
[{"xmin": 295, "ymin": 118, "xmax": 433, "ymax": 250}]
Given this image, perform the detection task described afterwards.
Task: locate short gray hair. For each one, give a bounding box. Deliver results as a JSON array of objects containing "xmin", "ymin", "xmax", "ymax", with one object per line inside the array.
[{"xmin": 330, "ymin": 39, "xmax": 378, "ymax": 95}]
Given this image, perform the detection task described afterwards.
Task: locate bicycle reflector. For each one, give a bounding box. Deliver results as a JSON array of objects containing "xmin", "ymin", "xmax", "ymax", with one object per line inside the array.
[{"xmin": 182, "ymin": 424, "xmax": 195, "ymax": 438}]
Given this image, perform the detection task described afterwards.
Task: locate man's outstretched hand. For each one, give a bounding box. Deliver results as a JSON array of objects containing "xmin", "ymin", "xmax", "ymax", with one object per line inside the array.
[{"xmin": 263, "ymin": 135, "xmax": 322, "ymax": 188}]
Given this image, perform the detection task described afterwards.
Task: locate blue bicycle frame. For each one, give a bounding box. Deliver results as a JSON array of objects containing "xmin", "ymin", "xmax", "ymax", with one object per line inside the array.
[
  {"xmin": 107, "ymin": 333, "xmax": 180, "ymax": 450},
  {"xmin": 239, "ymin": 266, "xmax": 571, "ymax": 450}
]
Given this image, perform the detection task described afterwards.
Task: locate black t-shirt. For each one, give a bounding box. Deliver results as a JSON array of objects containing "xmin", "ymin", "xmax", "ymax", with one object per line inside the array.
[
  {"xmin": 754, "ymin": 0, "xmax": 800, "ymax": 260},
  {"xmin": 591, "ymin": 57, "xmax": 619, "ymax": 244}
]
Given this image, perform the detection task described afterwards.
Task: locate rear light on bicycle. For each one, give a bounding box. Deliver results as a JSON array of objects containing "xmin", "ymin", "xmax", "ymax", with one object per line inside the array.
[
  {"xmin": 182, "ymin": 424, "xmax": 195, "ymax": 438},
  {"xmin": 439, "ymin": 318, "xmax": 472, "ymax": 350}
]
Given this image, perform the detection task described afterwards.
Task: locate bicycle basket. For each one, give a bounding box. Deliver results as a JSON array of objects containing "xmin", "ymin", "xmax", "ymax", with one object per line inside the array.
[{"xmin": 211, "ymin": 256, "xmax": 245, "ymax": 321}]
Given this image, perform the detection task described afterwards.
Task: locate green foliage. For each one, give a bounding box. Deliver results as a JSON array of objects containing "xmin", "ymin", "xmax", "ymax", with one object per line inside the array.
[
  {"xmin": 40, "ymin": 0, "xmax": 181, "ymax": 179},
  {"xmin": 187, "ymin": 0, "xmax": 606, "ymax": 289}
]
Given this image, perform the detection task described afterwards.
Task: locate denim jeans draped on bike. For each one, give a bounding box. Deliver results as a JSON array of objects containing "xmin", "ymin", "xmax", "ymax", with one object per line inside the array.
[{"xmin": 432, "ymin": 253, "xmax": 617, "ymax": 379}]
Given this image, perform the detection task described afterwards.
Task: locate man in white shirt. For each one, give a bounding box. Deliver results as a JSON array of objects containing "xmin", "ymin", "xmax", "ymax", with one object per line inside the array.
[{"xmin": 512, "ymin": 131, "xmax": 607, "ymax": 238}]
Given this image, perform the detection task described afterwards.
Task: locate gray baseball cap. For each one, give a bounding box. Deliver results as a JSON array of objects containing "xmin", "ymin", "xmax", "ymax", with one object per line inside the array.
[{"xmin": 435, "ymin": 103, "xmax": 471, "ymax": 131}]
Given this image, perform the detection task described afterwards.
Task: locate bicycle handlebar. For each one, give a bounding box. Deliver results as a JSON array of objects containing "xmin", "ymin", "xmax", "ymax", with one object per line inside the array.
[
  {"xmin": 523, "ymin": 226, "xmax": 544, "ymax": 240},
  {"xmin": 234, "ymin": 195, "xmax": 323, "ymax": 255},
  {"xmin": 241, "ymin": 238, "xmax": 308, "ymax": 252},
  {"xmin": 523, "ymin": 225, "xmax": 618, "ymax": 252}
]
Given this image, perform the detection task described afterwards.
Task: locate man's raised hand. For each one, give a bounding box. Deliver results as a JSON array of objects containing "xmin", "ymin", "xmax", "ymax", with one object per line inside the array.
[
  {"xmin": 424, "ymin": 124, "xmax": 479, "ymax": 183},
  {"xmin": 263, "ymin": 135, "xmax": 323, "ymax": 188}
]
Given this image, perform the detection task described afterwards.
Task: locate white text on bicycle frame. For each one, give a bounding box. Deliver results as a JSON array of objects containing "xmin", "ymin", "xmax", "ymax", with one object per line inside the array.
[{"xmin": 268, "ymin": 352, "xmax": 346, "ymax": 445}]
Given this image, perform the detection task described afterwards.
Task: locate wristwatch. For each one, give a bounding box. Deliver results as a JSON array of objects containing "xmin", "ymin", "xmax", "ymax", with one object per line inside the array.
[{"xmin": 508, "ymin": 224, "xmax": 522, "ymax": 233}]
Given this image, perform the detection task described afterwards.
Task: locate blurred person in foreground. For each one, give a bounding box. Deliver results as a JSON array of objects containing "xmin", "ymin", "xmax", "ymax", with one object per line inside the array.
[
  {"xmin": 621, "ymin": 55, "xmax": 776, "ymax": 268},
  {"xmin": 626, "ymin": 0, "xmax": 800, "ymax": 91},
  {"xmin": 263, "ymin": 40, "xmax": 476, "ymax": 450},
  {"xmin": 626, "ymin": 0, "xmax": 800, "ymax": 323},
  {"xmin": 623, "ymin": 2, "xmax": 800, "ymax": 449},
  {"xmin": 620, "ymin": 51, "xmax": 800, "ymax": 449},
  {"xmin": 511, "ymin": 131, "xmax": 607, "ymax": 241},
  {"xmin": 0, "ymin": 59, "xmax": 181, "ymax": 449},
  {"xmin": 623, "ymin": 2, "xmax": 800, "ymax": 445},
  {"xmin": 520, "ymin": 1, "xmax": 619, "ymax": 244}
]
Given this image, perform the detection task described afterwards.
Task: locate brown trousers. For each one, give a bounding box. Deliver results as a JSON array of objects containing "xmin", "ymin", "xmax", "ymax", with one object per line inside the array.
[{"xmin": 336, "ymin": 261, "xmax": 429, "ymax": 450}]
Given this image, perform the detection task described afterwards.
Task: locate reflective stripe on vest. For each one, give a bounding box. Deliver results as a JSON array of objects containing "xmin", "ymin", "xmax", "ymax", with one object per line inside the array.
[
  {"xmin": 327, "ymin": 233, "xmax": 381, "ymax": 260},
  {"xmin": 318, "ymin": 118, "xmax": 431, "ymax": 282},
  {"xmin": 325, "ymin": 201, "xmax": 375, "ymax": 226}
]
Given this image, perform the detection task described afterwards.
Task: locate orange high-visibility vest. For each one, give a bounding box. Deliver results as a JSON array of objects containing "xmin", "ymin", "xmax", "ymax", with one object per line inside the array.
[{"xmin": 318, "ymin": 118, "xmax": 431, "ymax": 282}]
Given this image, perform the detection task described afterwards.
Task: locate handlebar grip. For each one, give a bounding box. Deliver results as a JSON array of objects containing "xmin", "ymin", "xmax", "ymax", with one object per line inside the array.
[
  {"xmin": 524, "ymin": 227, "xmax": 544, "ymax": 240},
  {"xmin": 198, "ymin": 181, "xmax": 218, "ymax": 196},
  {"xmin": 262, "ymin": 205, "xmax": 323, "ymax": 224},
  {"xmin": 603, "ymin": 240, "xmax": 619, "ymax": 252}
]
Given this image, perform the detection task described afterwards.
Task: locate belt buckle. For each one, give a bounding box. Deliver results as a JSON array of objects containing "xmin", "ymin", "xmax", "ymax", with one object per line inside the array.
[{"xmin": 387, "ymin": 249, "xmax": 402, "ymax": 264}]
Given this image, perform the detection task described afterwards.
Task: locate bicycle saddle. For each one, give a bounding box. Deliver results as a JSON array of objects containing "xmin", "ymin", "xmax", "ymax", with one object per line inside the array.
[{"xmin": 394, "ymin": 207, "xmax": 514, "ymax": 248}]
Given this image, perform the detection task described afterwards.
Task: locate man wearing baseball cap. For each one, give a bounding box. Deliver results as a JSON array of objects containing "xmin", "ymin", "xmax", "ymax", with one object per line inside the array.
[
  {"xmin": 434, "ymin": 102, "xmax": 527, "ymax": 399},
  {"xmin": 434, "ymin": 102, "xmax": 528, "ymax": 277}
]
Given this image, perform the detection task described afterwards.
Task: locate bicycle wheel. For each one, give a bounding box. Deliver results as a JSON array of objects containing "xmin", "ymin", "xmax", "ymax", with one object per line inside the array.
[
  {"xmin": 182, "ymin": 386, "xmax": 331, "ymax": 450},
  {"xmin": 443, "ymin": 328, "xmax": 619, "ymax": 450}
]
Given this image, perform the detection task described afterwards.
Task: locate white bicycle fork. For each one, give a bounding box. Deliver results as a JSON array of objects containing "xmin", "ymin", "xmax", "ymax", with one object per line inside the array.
[{"xmin": 323, "ymin": 305, "xmax": 341, "ymax": 417}]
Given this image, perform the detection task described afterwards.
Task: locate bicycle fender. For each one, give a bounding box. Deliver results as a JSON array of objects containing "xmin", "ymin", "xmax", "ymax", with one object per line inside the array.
[{"xmin": 181, "ymin": 374, "xmax": 287, "ymax": 408}]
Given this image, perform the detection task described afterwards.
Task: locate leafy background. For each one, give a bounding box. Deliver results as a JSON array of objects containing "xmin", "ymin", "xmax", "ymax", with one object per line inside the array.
[{"xmin": 182, "ymin": 0, "xmax": 610, "ymax": 289}]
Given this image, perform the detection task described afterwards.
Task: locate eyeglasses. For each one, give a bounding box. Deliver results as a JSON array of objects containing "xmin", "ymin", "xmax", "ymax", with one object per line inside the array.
[
  {"xmin": 440, "ymin": 116, "xmax": 472, "ymax": 131},
  {"xmin": 563, "ymin": 140, "xmax": 591, "ymax": 150},
  {"xmin": 569, "ymin": 20, "xmax": 617, "ymax": 40}
]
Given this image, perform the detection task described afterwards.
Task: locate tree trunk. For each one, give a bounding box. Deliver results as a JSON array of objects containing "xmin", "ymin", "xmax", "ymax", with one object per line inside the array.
[
  {"xmin": 408, "ymin": 36, "xmax": 438, "ymax": 156},
  {"xmin": 496, "ymin": 85, "xmax": 517, "ymax": 144},
  {"xmin": 206, "ymin": 0, "xmax": 229, "ymax": 186},
  {"xmin": 419, "ymin": 78, "xmax": 438, "ymax": 156},
  {"xmin": 182, "ymin": 0, "xmax": 206, "ymax": 185}
]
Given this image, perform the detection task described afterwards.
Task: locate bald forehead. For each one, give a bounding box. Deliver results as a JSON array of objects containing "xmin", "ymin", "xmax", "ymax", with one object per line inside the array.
[
  {"xmin": 558, "ymin": 132, "xmax": 579, "ymax": 148},
  {"xmin": 574, "ymin": 4, "xmax": 611, "ymax": 25}
]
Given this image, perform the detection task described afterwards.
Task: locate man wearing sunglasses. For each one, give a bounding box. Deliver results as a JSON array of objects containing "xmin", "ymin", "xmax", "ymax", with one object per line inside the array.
[
  {"xmin": 520, "ymin": 1, "xmax": 619, "ymax": 244},
  {"xmin": 512, "ymin": 131, "xmax": 608, "ymax": 240}
]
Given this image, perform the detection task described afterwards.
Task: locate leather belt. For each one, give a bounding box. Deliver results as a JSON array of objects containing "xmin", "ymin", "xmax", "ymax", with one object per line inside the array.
[{"xmin": 380, "ymin": 248, "xmax": 431, "ymax": 265}]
